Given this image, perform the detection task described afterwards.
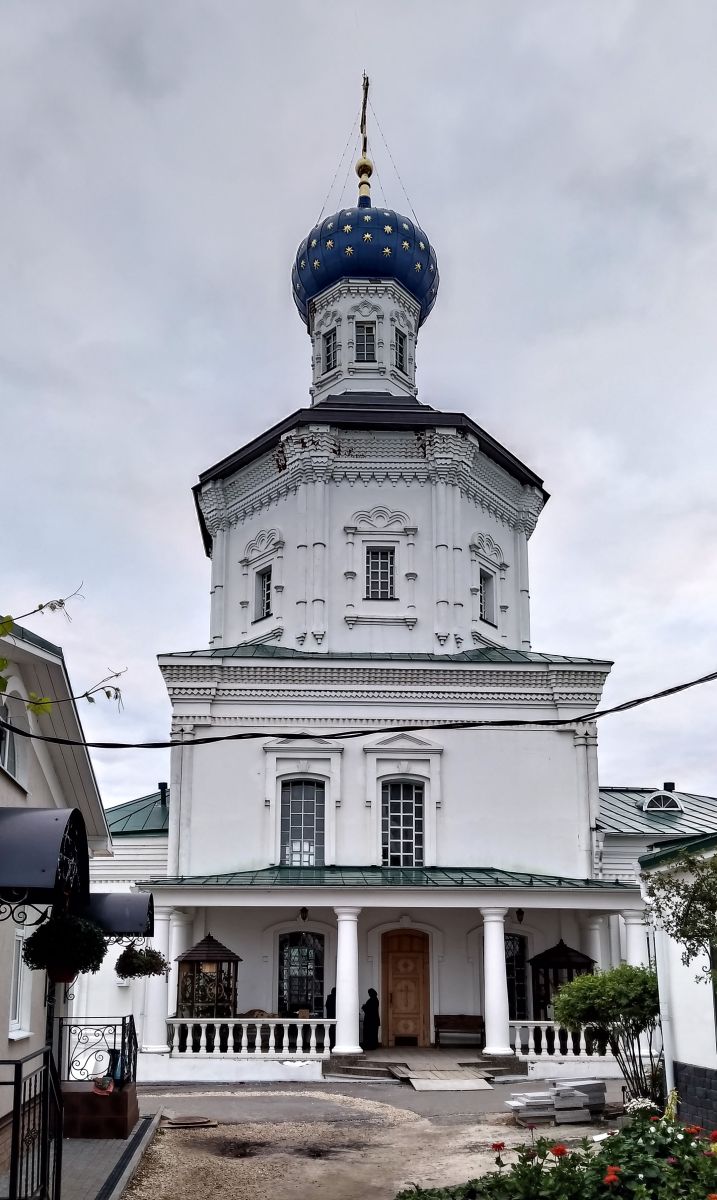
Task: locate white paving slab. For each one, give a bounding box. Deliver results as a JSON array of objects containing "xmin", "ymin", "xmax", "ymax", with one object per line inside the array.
[{"xmin": 409, "ymin": 1077, "xmax": 493, "ymax": 1091}]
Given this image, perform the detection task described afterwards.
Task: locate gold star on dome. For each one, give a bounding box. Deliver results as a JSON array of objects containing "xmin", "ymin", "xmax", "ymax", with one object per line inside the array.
[
  {"xmin": 313, "ymin": 259, "xmax": 321, "ymax": 269},
  {"xmin": 382, "ymin": 246, "xmax": 392, "ymax": 257},
  {"xmin": 419, "ymin": 241, "xmax": 426, "ymax": 251},
  {"xmin": 414, "ymin": 262, "xmax": 422, "ymax": 271},
  {"xmin": 326, "ymin": 221, "xmax": 334, "ymax": 230},
  {"xmin": 299, "ymin": 259, "xmax": 305, "ymax": 269},
  {"xmin": 326, "ymin": 239, "xmax": 334, "ymax": 250},
  {"xmin": 363, "ymin": 214, "xmax": 372, "ymax": 222},
  {"xmin": 344, "ymin": 210, "xmax": 353, "ymax": 217},
  {"xmin": 384, "ymin": 224, "xmax": 393, "ymax": 233},
  {"xmin": 343, "ymin": 224, "xmax": 352, "ymax": 233},
  {"xmin": 363, "ymin": 231, "xmax": 372, "ymax": 242},
  {"xmin": 429, "ymin": 263, "xmax": 434, "ymax": 272},
  {"xmin": 402, "ymin": 240, "xmax": 410, "ymax": 250},
  {"xmin": 310, "ymin": 238, "xmax": 317, "ymax": 248},
  {"xmin": 345, "ymin": 246, "xmax": 354, "ymax": 256},
  {"xmin": 402, "ymin": 222, "xmax": 409, "ymax": 230}
]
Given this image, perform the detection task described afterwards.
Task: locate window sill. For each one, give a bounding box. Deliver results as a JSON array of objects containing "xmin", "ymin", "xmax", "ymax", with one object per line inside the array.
[
  {"xmin": 363, "ymin": 597, "xmax": 400, "ymax": 602},
  {"xmin": 251, "ymin": 613, "xmax": 274, "ymax": 625},
  {"xmin": 0, "ymin": 764, "xmax": 27, "ymax": 794},
  {"xmin": 8, "ymin": 1029, "xmax": 33, "ymax": 1042},
  {"xmin": 479, "ymin": 617, "xmax": 498, "ymax": 629}
]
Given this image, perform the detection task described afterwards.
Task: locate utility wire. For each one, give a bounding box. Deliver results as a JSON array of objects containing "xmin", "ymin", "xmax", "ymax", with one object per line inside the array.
[
  {"xmin": 368, "ymin": 99, "xmax": 421, "ymax": 226},
  {"xmin": 1, "ymin": 665, "xmax": 716, "ymax": 753},
  {"xmin": 315, "ymin": 109, "xmax": 361, "ymax": 224}
]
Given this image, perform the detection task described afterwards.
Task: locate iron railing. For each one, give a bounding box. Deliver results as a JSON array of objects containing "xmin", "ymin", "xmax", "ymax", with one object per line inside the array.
[
  {"xmin": 56, "ymin": 1017, "xmax": 137, "ymax": 1085},
  {"xmin": 0, "ymin": 1046, "xmax": 63, "ymax": 1200}
]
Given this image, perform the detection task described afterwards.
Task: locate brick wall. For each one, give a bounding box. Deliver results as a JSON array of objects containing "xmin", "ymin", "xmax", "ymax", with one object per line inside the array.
[{"xmin": 675, "ymin": 1061, "xmax": 717, "ymax": 1128}]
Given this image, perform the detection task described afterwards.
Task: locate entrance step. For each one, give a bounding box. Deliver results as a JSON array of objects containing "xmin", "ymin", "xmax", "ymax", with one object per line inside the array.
[
  {"xmin": 476, "ymin": 1056, "xmax": 529, "ymax": 1080},
  {"xmin": 324, "ymin": 1062, "xmax": 395, "ymax": 1080}
]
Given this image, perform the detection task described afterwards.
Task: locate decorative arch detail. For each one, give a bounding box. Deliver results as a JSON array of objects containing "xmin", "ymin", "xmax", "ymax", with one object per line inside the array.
[
  {"xmin": 348, "ymin": 506, "xmax": 413, "ymax": 533},
  {"xmin": 470, "ymin": 532, "xmax": 505, "ymax": 566},
  {"xmin": 243, "ymin": 527, "xmax": 283, "ymax": 563}
]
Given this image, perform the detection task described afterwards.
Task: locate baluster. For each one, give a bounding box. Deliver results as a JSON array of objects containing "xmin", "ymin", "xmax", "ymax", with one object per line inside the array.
[
  {"xmin": 171, "ymin": 1023, "xmax": 180, "ymax": 1054},
  {"xmin": 198, "ymin": 1023, "xmax": 207, "ymax": 1054},
  {"xmin": 240, "ymin": 1024, "xmax": 249, "ymax": 1056},
  {"xmin": 309, "ymin": 1023, "xmax": 317, "ymax": 1056},
  {"xmin": 267, "ymin": 1024, "xmax": 276, "ymax": 1056},
  {"xmin": 577, "ymin": 1029, "xmax": 587, "ymax": 1057}
]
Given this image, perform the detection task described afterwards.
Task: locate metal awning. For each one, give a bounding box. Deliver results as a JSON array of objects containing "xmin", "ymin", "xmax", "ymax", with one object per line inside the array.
[
  {"xmin": 0, "ymin": 807, "xmax": 89, "ymax": 906},
  {"xmin": 79, "ymin": 892, "xmax": 154, "ymax": 937}
]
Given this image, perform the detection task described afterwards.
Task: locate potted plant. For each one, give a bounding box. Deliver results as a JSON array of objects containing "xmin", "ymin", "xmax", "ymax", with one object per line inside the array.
[
  {"xmin": 22, "ymin": 913, "xmax": 108, "ymax": 983},
  {"xmin": 115, "ymin": 941, "xmax": 169, "ymax": 980}
]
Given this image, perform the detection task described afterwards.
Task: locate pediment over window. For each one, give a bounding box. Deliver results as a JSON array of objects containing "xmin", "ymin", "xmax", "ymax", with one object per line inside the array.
[
  {"xmin": 364, "ymin": 732, "xmax": 443, "ymax": 753},
  {"xmin": 263, "ymin": 737, "xmax": 344, "ymax": 752}
]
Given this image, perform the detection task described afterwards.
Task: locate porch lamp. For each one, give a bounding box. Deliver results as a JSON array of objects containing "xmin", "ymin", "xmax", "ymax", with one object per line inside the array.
[
  {"xmin": 516, "ymin": 908, "xmax": 525, "ymax": 925},
  {"xmin": 299, "ymin": 907, "xmax": 309, "ymax": 923},
  {"xmin": 175, "ymin": 933, "xmax": 242, "ymax": 1019}
]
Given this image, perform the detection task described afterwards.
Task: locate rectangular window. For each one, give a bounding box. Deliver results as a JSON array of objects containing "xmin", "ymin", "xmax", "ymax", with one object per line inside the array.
[
  {"xmin": 381, "ymin": 781, "xmax": 424, "ymax": 867},
  {"xmin": 278, "ymin": 932, "xmax": 324, "ymax": 1016},
  {"xmin": 280, "ymin": 780, "xmax": 325, "ymax": 867},
  {"xmin": 366, "ymin": 547, "xmax": 395, "ymax": 600},
  {"xmin": 9, "ymin": 931, "xmax": 24, "ymax": 1031},
  {"xmin": 395, "ymin": 329, "xmax": 407, "ymax": 373},
  {"xmin": 479, "ymin": 568, "xmax": 496, "ymax": 624},
  {"xmin": 355, "ymin": 322, "xmax": 376, "ymax": 363},
  {"xmin": 323, "ymin": 328, "xmax": 337, "ymax": 373},
  {"xmin": 255, "ymin": 566, "xmax": 272, "ymax": 621}
]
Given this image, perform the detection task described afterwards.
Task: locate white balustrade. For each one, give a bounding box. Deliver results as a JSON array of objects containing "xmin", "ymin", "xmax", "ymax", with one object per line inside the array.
[
  {"xmin": 166, "ymin": 1018, "xmax": 336, "ymax": 1059},
  {"xmin": 509, "ymin": 1020, "xmax": 618, "ymax": 1061}
]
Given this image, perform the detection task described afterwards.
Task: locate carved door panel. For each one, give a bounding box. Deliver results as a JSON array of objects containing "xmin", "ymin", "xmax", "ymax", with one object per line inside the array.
[{"xmin": 382, "ymin": 931, "xmax": 429, "ymax": 1047}]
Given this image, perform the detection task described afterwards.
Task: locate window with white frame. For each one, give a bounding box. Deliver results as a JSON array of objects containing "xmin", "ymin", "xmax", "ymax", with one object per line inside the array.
[
  {"xmin": 382, "ymin": 780, "xmax": 424, "ymax": 867},
  {"xmin": 255, "ymin": 566, "xmax": 272, "ymax": 621},
  {"xmin": 0, "ymin": 702, "xmax": 17, "ymax": 777},
  {"xmin": 9, "ymin": 928, "xmax": 30, "ymax": 1036},
  {"xmin": 355, "ymin": 321, "xmax": 376, "ymax": 363},
  {"xmin": 280, "ymin": 780, "xmax": 325, "ymax": 866},
  {"xmin": 365, "ymin": 547, "xmax": 396, "ymax": 600},
  {"xmin": 395, "ymin": 329, "xmax": 407, "ymax": 373},
  {"xmin": 323, "ymin": 328, "xmax": 337, "ymax": 373},
  {"xmin": 479, "ymin": 568, "xmax": 496, "ymax": 624}
]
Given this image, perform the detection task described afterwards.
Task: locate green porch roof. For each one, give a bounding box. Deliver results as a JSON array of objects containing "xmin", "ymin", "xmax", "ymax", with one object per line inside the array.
[
  {"xmin": 598, "ymin": 787, "xmax": 717, "ymax": 837},
  {"xmin": 106, "ymin": 790, "xmax": 170, "ymax": 836},
  {"xmin": 146, "ymin": 865, "xmax": 637, "ymax": 890},
  {"xmin": 639, "ymin": 832, "xmax": 717, "ymax": 870},
  {"xmin": 159, "ymin": 643, "xmax": 611, "ymax": 666}
]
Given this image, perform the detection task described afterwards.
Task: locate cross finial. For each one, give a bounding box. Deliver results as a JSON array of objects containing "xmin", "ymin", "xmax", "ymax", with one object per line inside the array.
[{"xmin": 355, "ymin": 72, "xmax": 373, "ymax": 207}]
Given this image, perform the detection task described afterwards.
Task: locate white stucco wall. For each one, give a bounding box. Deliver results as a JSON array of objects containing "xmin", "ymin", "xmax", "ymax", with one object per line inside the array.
[{"xmin": 660, "ymin": 935, "xmax": 717, "ymax": 1072}]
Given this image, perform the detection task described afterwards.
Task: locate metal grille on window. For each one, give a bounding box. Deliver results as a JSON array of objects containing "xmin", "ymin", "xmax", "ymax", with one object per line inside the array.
[
  {"xmin": 504, "ymin": 933, "xmax": 528, "ymax": 1021},
  {"xmin": 280, "ymin": 780, "xmax": 325, "ymax": 867},
  {"xmin": 381, "ymin": 781, "xmax": 424, "ymax": 867},
  {"xmin": 479, "ymin": 569, "xmax": 495, "ymax": 623},
  {"xmin": 395, "ymin": 329, "xmax": 407, "ymax": 373},
  {"xmin": 366, "ymin": 547, "xmax": 395, "ymax": 600},
  {"xmin": 355, "ymin": 321, "xmax": 376, "ymax": 363},
  {"xmin": 323, "ymin": 328, "xmax": 337, "ymax": 373},
  {"xmin": 278, "ymin": 931, "xmax": 325, "ymax": 1016},
  {"xmin": 256, "ymin": 567, "xmax": 272, "ymax": 620}
]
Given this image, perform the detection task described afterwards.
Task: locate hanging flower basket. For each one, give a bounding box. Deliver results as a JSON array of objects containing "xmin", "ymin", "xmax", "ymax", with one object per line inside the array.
[
  {"xmin": 22, "ymin": 913, "xmax": 108, "ymax": 983},
  {"xmin": 115, "ymin": 942, "xmax": 169, "ymax": 980}
]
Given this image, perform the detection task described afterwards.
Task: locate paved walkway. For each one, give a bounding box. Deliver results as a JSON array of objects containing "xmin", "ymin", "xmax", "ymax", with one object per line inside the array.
[{"xmin": 59, "ymin": 1114, "xmax": 158, "ymax": 1200}]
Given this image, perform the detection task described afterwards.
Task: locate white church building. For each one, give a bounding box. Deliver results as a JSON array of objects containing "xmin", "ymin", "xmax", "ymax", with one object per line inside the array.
[{"xmin": 78, "ymin": 112, "xmax": 656, "ymax": 1083}]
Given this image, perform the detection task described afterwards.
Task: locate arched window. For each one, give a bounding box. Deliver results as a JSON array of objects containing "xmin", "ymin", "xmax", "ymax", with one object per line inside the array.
[
  {"xmin": 0, "ymin": 702, "xmax": 17, "ymax": 778},
  {"xmin": 278, "ymin": 931, "xmax": 325, "ymax": 1016},
  {"xmin": 643, "ymin": 792, "xmax": 683, "ymax": 812},
  {"xmin": 381, "ymin": 780, "xmax": 424, "ymax": 867},
  {"xmin": 280, "ymin": 780, "xmax": 325, "ymax": 867},
  {"xmin": 504, "ymin": 933, "xmax": 528, "ymax": 1021}
]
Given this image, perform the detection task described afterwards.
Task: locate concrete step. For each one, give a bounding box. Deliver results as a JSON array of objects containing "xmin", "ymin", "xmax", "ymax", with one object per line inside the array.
[{"xmin": 325, "ymin": 1062, "xmax": 395, "ymax": 1079}]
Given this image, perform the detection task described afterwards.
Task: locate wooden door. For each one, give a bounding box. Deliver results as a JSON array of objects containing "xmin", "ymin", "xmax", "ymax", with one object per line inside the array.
[{"xmin": 381, "ymin": 931, "xmax": 429, "ymax": 1047}]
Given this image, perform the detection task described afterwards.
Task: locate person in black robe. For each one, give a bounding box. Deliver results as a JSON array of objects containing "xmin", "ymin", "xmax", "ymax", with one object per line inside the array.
[
  {"xmin": 361, "ymin": 987, "xmax": 380, "ymax": 1050},
  {"xmin": 325, "ymin": 986, "xmax": 336, "ymax": 1049}
]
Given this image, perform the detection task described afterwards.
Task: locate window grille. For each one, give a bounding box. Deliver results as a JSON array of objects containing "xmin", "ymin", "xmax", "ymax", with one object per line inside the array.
[
  {"xmin": 255, "ymin": 567, "xmax": 272, "ymax": 621},
  {"xmin": 323, "ymin": 328, "xmax": 337, "ymax": 373},
  {"xmin": 366, "ymin": 547, "xmax": 395, "ymax": 600},
  {"xmin": 504, "ymin": 933, "xmax": 529, "ymax": 1021},
  {"xmin": 643, "ymin": 793, "xmax": 681, "ymax": 811},
  {"xmin": 355, "ymin": 321, "xmax": 376, "ymax": 363},
  {"xmin": 395, "ymin": 329, "xmax": 407, "ymax": 373},
  {"xmin": 479, "ymin": 568, "xmax": 496, "ymax": 624},
  {"xmin": 9, "ymin": 931, "xmax": 25, "ymax": 1031},
  {"xmin": 280, "ymin": 779, "xmax": 325, "ymax": 867},
  {"xmin": 278, "ymin": 931, "xmax": 325, "ymax": 1016},
  {"xmin": 381, "ymin": 781, "xmax": 424, "ymax": 867}
]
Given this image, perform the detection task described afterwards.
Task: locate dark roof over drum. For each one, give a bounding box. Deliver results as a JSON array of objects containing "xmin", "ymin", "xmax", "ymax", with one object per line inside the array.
[{"xmin": 176, "ymin": 933, "xmax": 242, "ymax": 962}]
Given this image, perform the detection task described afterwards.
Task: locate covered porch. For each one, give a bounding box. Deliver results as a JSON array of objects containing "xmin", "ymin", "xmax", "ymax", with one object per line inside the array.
[{"xmin": 100, "ymin": 867, "xmax": 645, "ymax": 1081}]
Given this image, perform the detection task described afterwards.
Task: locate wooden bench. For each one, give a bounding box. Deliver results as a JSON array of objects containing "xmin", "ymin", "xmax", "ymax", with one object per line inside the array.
[{"xmin": 434, "ymin": 1015, "xmax": 485, "ymax": 1048}]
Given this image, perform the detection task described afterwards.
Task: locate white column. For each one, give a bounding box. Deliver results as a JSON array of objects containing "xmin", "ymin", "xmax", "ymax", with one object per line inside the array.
[
  {"xmin": 653, "ymin": 926, "xmax": 675, "ymax": 1093},
  {"xmin": 583, "ymin": 914, "xmax": 603, "ymax": 969},
  {"xmin": 623, "ymin": 911, "xmax": 648, "ymax": 966},
  {"xmin": 333, "ymin": 906, "xmax": 362, "ymax": 1055},
  {"xmin": 168, "ymin": 910, "xmax": 194, "ymax": 1018},
  {"xmin": 141, "ymin": 906, "xmax": 172, "ymax": 1053},
  {"xmin": 481, "ymin": 908, "xmax": 513, "ymax": 1056}
]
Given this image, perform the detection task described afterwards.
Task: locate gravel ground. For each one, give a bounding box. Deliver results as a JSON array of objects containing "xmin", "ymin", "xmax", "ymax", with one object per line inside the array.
[{"xmin": 125, "ymin": 1088, "xmax": 606, "ymax": 1200}]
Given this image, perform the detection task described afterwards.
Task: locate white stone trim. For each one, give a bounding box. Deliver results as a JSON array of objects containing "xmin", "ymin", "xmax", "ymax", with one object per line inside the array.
[
  {"xmin": 365, "ymin": 915, "xmax": 445, "ymax": 1042},
  {"xmin": 260, "ymin": 916, "xmax": 337, "ymax": 1017},
  {"xmin": 264, "ymin": 738, "xmax": 343, "ymax": 866},
  {"xmin": 363, "ymin": 734, "xmax": 443, "ymax": 867}
]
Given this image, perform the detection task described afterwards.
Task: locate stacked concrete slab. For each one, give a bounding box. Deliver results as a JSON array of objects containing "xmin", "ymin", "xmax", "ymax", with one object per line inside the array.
[{"xmin": 506, "ymin": 1078, "xmax": 607, "ymax": 1126}]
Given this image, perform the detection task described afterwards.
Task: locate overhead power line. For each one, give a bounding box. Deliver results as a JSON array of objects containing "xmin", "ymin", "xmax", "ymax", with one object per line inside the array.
[{"xmin": 1, "ymin": 665, "xmax": 716, "ymax": 753}]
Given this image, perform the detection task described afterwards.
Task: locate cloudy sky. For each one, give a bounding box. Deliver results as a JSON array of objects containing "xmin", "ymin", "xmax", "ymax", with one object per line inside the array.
[{"xmin": 4, "ymin": 1, "xmax": 717, "ymax": 808}]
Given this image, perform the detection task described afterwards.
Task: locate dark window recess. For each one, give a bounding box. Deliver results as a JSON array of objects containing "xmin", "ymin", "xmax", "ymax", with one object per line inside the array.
[
  {"xmin": 479, "ymin": 568, "xmax": 496, "ymax": 624},
  {"xmin": 278, "ymin": 931, "xmax": 325, "ymax": 1016},
  {"xmin": 355, "ymin": 322, "xmax": 376, "ymax": 363},
  {"xmin": 381, "ymin": 780, "xmax": 424, "ymax": 867},
  {"xmin": 255, "ymin": 566, "xmax": 272, "ymax": 620},
  {"xmin": 366, "ymin": 547, "xmax": 395, "ymax": 600},
  {"xmin": 323, "ymin": 328, "xmax": 337, "ymax": 373},
  {"xmin": 395, "ymin": 329, "xmax": 407, "ymax": 373},
  {"xmin": 505, "ymin": 933, "xmax": 529, "ymax": 1021},
  {"xmin": 280, "ymin": 779, "xmax": 325, "ymax": 867}
]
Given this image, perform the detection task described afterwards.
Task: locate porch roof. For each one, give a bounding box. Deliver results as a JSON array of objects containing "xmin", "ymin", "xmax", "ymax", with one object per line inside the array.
[{"xmin": 145, "ymin": 865, "xmax": 638, "ymax": 891}]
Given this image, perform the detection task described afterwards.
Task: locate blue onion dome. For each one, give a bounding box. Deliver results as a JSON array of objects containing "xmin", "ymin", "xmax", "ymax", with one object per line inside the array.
[{"xmin": 292, "ymin": 166, "xmax": 439, "ymax": 328}]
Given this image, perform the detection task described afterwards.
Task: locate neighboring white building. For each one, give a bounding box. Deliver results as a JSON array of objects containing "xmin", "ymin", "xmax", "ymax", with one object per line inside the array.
[
  {"xmin": 640, "ymin": 834, "xmax": 717, "ymax": 1127},
  {"xmin": 79, "ymin": 130, "xmax": 651, "ymax": 1082}
]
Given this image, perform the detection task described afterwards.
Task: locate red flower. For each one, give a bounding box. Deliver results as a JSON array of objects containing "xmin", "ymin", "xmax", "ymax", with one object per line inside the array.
[
  {"xmin": 685, "ymin": 1124, "xmax": 702, "ymax": 1134},
  {"xmin": 606, "ymin": 1166, "xmax": 621, "ymax": 1173},
  {"xmin": 491, "ymin": 1142, "xmax": 506, "ymax": 1152},
  {"xmin": 550, "ymin": 1144, "xmax": 568, "ymax": 1157},
  {"xmin": 666, "ymin": 1156, "xmax": 677, "ymax": 1164},
  {"xmin": 710, "ymin": 1131, "xmax": 717, "ymax": 1142},
  {"xmin": 650, "ymin": 1116, "xmax": 661, "ymax": 1122},
  {"xmin": 603, "ymin": 1173, "xmax": 619, "ymax": 1186},
  {"xmin": 707, "ymin": 1194, "xmax": 717, "ymax": 1199}
]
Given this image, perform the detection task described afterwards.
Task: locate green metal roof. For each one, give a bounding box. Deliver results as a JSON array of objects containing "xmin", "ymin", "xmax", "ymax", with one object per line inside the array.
[
  {"xmin": 146, "ymin": 865, "xmax": 636, "ymax": 890},
  {"xmin": 160, "ymin": 643, "xmax": 611, "ymax": 666},
  {"xmin": 598, "ymin": 788, "xmax": 717, "ymax": 837},
  {"xmin": 5, "ymin": 622, "xmax": 64, "ymax": 659},
  {"xmin": 106, "ymin": 790, "xmax": 170, "ymax": 836},
  {"xmin": 639, "ymin": 832, "xmax": 717, "ymax": 870}
]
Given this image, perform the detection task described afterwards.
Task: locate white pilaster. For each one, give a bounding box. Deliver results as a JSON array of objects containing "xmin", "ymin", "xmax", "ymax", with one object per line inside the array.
[
  {"xmin": 333, "ymin": 906, "xmax": 362, "ymax": 1055},
  {"xmin": 622, "ymin": 911, "xmax": 648, "ymax": 966},
  {"xmin": 583, "ymin": 914, "xmax": 603, "ymax": 969},
  {"xmin": 141, "ymin": 906, "xmax": 173, "ymax": 1053},
  {"xmin": 481, "ymin": 907, "xmax": 513, "ymax": 1056},
  {"xmin": 168, "ymin": 910, "xmax": 194, "ymax": 1018}
]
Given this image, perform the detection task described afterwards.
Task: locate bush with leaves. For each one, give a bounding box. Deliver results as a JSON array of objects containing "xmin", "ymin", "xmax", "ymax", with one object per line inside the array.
[
  {"xmin": 115, "ymin": 942, "xmax": 169, "ymax": 980},
  {"xmin": 551, "ymin": 964, "xmax": 662, "ymax": 1103},
  {"xmin": 643, "ymin": 850, "xmax": 717, "ymax": 982},
  {"xmin": 394, "ymin": 1115, "xmax": 717, "ymax": 1199},
  {"xmin": 22, "ymin": 913, "xmax": 108, "ymax": 981}
]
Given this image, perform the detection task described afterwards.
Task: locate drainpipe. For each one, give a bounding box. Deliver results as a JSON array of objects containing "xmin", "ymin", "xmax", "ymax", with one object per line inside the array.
[{"xmin": 653, "ymin": 926, "xmax": 676, "ymax": 1094}]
